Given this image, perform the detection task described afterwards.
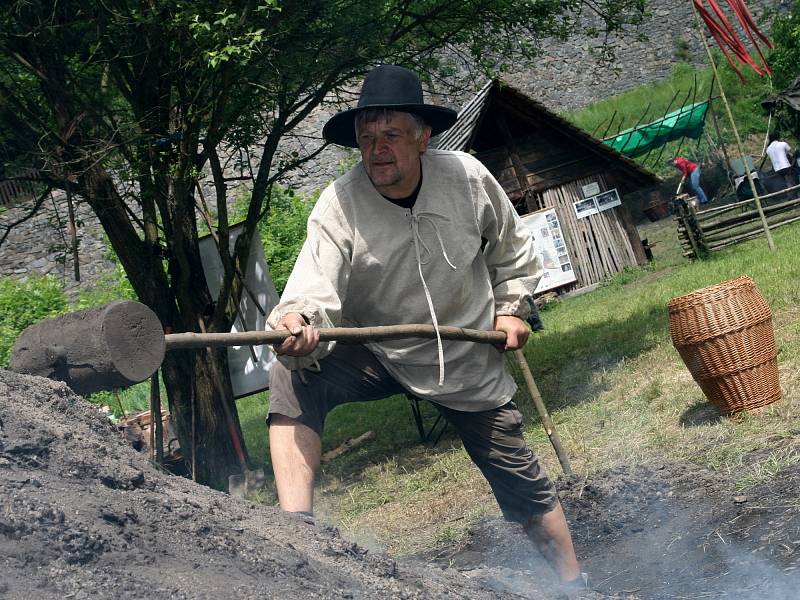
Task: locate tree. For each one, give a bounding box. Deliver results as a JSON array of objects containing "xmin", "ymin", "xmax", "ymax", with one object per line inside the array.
[
  {"xmin": 0, "ymin": 0, "xmax": 646, "ymax": 489},
  {"xmin": 762, "ymin": 0, "xmax": 800, "ymax": 138},
  {"xmin": 770, "ymin": 0, "xmax": 800, "ymax": 90}
]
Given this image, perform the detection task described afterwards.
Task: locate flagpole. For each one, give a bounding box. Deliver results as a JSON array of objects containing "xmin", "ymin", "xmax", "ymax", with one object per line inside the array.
[{"xmin": 691, "ymin": 1, "xmax": 776, "ymax": 251}]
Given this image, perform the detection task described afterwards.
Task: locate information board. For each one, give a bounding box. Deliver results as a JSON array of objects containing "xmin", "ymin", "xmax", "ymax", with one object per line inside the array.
[
  {"xmin": 520, "ymin": 208, "xmax": 577, "ymax": 293},
  {"xmin": 573, "ymin": 188, "xmax": 621, "ymax": 219}
]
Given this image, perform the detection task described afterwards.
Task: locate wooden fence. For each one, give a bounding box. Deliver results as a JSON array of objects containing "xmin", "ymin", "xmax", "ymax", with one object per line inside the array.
[
  {"xmin": 676, "ymin": 183, "xmax": 800, "ymax": 258},
  {"xmin": 0, "ymin": 169, "xmax": 42, "ymax": 207}
]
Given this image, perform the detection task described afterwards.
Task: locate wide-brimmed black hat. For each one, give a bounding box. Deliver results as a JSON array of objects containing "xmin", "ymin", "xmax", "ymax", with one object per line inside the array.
[{"xmin": 322, "ymin": 65, "xmax": 458, "ymax": 148}]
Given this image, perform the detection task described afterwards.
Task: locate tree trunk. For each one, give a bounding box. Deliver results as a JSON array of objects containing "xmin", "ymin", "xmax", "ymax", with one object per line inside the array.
[
  {"xmin": 161, "ymin": 348, "xmax": 245, "ymax": 490},
  {"xmin": 80, "ymin": 164, "xmax": 247, "ymax": 491}
]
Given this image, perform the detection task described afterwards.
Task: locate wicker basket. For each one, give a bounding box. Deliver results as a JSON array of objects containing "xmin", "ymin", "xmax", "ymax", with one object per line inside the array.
[{"xmin": 668, "ymin": 275, "xmax": 780, "ymax": 415}]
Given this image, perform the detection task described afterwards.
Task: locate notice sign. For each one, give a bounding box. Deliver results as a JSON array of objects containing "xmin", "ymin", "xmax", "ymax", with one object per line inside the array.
[
  {"xmin": 573, "ymin": 197, "xmax": 599, "ymax": 219},
  {"xmin": 582, "ymin": 182, "xmax": 600, "ymax": 198},
  {"xmin": 595, "ymin": 188, "xmax": 621, "ymax": 210},
  {"xmin": 574, "ymin": 188, "xmax": 622, "ymax": 219},
  {"xmin": 521, "ymin": 208, "xmax": 577, "ymax": 293}
]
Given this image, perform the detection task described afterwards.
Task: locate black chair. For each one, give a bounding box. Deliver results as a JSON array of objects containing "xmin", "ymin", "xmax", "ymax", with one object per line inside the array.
[{"xmin": 407, "ymin": 395, "xmax": 448, "ymax": 446}]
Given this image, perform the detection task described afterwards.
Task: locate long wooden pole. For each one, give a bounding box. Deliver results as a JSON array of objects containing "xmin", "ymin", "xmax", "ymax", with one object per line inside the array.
[
  {"xmin": 691, "ymin": 2, "xmax": 775, "ymax": 251},
  {"xmin": 165, "ymin": 325, "xmax": 507, "ymax": 349},
  {"xmin": 166, "ymin": 324, "xmax": 572, "ymax": 474},
  {"xmin": 707, "ymin": 79, "xmax": 734, "ymax": 187}
]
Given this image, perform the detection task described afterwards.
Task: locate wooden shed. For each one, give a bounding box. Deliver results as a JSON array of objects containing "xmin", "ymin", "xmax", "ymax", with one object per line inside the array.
[{"xmin": 434, "ymin": 80, "xmax": 660, "ymax": 292}]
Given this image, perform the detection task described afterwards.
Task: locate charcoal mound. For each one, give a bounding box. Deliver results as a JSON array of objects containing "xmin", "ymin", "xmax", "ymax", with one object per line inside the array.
[{"xmin": 0, "ymin": 370, "xmax": 538, "ymax": 600}]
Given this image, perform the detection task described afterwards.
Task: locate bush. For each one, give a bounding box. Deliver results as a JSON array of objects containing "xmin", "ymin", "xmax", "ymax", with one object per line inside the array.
[
  {"xmin": 0, "ymin": 276, "xmax": 68, "ymax": 368},
  {"xmin": 770, "ymin": 0, "xmax": 800, "ymax": 90},
  {"xmin": 232, "ymin": 184, "xmax": 316, "ymax": 295},
  {"xmin": 72, "ymin": 262, "xmax": 137, "ymax": 310}
]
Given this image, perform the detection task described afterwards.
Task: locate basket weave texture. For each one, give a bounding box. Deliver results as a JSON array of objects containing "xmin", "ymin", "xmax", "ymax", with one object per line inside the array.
[{"xmin": 668, "ymin": 275, "xmax": 780, "ymax": 414}]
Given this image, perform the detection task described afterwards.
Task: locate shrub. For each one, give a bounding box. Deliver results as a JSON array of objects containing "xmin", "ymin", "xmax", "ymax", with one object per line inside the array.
[
  {"xmin": 232, "ymin": 184, "xmax": 316, "ymax": 295},
  {"xmin": 0, "ymin": 276, "xmax": 68, "ymax": 367},
  {"xmin": 72, "ymin": 262, "xmax": 137, "ymax": 310}
]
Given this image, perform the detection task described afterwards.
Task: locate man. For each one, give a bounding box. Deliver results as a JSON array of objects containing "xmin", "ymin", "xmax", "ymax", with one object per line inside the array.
[
  {"xmin": 765, "ymin": 132, "xmax": 796, "ymax": 192},
  {"xmin": 671, "ymin": 156, "xmax": 709, "ymax": 204},
  {"xmin": 265, "ymin": 65, "xmax": 581, "ymax": 587}
]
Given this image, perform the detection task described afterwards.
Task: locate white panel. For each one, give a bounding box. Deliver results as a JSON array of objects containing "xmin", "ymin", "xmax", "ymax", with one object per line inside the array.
[
  {"xmin": 521, "ymin": 208, "xmax": 577, "ymax": 293},
  {"xmin": 199, "ymin": 225, "xmax": 280, "ymax": 398}
]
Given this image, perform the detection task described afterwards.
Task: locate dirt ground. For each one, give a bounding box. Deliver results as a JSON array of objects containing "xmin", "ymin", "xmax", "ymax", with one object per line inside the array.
[
  {"xmin": 427, "ymin": 460, "xmax": 800, "ymax": 599},
  {"xmin": 2, "ymin": 370, "xmax": 799, "ymax": 599}
]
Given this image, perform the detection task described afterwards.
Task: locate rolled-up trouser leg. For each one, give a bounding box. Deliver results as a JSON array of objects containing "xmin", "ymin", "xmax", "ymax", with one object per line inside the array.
[
  {"xmin": 268, "ymin": 342, "xmax": 407, "ymax": 435},
  {"xmin": 435, "ymin": 401, "xmax": 558, "ymax": 523}
]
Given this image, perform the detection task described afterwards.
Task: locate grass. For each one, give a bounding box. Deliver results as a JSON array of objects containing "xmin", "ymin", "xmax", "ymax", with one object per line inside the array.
[
  {"xmin": 88, "ymin": 380, "xmax": 157, "ymax": 421},
  {"xmin": 238, "ymin": 217, "xmax": 800, "ymax": 555}
]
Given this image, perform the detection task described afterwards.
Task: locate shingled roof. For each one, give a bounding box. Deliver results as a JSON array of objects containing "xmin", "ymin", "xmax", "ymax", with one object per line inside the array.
[{"xmin": 432, "ymin": 79, "xmax": 659, "ymax": 190}]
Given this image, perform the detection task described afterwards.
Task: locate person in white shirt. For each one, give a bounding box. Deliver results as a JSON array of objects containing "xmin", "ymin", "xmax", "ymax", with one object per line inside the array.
[
  {"xmin": 765, "ymin": 132, "xmax": 796, "ymax": 191},
  {"xmin": 264, "ymin": 64, "xmax": 583, "ymax": 590}
]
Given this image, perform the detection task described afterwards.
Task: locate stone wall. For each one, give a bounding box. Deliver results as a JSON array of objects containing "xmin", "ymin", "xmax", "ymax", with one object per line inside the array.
[
  {"xmin": 502, "ymin": 0, "xmax": 783, "ymax": 111},
  {"xmin": 0, "ymin": 191, "xmax": 115, "ymax": 299},
  {"xmin": 0, "ymin": 0, "xmax": 786, "ymax": 295}
]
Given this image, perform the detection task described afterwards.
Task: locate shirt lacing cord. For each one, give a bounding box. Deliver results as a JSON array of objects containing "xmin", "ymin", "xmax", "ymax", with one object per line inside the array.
[{"xmin": 409, "ymin": 212, "xmax": 457, "ymax": 386}]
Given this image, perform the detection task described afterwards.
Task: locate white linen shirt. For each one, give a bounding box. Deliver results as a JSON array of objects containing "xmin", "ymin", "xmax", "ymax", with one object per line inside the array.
[{"xmin": 267, "ymin": 149, "xmax": 543, "ymax": 411}]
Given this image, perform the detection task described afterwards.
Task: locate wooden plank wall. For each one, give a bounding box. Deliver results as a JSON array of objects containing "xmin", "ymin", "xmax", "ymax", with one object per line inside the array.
[
  {"xmin": 534, "ymin": 175, "xmax": 638, "ymax": 288},
  {"xmin": 477, "ymin": 135, "xmax": 609, "ymax": 200}
]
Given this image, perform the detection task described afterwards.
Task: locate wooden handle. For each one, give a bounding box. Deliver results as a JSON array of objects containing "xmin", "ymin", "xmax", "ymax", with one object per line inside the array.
[
  {"xmin": 165, "ymin": 324, "xmax": 507, "ymax": 350},
  {"xmin": 514, "ymin": 349, "xmax": 572, "ymax": 475}
]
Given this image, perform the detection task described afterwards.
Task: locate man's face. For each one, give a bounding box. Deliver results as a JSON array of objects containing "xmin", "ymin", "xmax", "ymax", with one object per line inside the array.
[{"xmin": 357, "ymin": 111, "xmax": 431, "ymax": 199}]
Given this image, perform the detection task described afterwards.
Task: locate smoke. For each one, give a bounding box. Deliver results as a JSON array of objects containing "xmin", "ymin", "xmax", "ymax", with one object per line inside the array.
[
  {"xmin": 696, "ymin": 535, "xmax": 800, "ymax": 599},
  {"xmin": 422, "ymin": 463, "xmax": 800, "ymax": 599}
]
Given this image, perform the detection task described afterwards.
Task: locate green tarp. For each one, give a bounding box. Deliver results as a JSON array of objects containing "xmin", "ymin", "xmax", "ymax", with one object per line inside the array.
[{"xmin": 602, "ymin": 101, "xmax": 709, "ymax": 158}]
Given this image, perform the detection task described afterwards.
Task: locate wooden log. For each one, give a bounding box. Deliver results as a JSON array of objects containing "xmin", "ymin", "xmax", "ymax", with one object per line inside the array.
[
  {"xmin": 696, "ymin": 201, "xmax": 750, "ymax": 220},
  {"xmin": 694, "ymin": 186, "xmax": 800, "ymax": 221},
  {"xmin": 618, "ymin": 202, "xmax": 648, "ymax": 265},
  {"xmin": 690, "ymin": 202, "xmax": 710, "ymax": 249},
  {"xmin": 700, "ymin": 198, "xmax": 800, "ymax": 238},
  {"xmin": 703, "ymin": 209, "xmax": 800, "ymax": 244},
  {"xmin": 9, "ymin": 300, "xmax": 166, "ymax": 396},
  {"xmin": 552, "ymin": 182, "xmax": 599, "ymax": 285},
  {"xmin": 321, "ymin": 431, "xmax": 376, "ymax": 462},
  {"xmin": 10, "ymin": 299, "xmax": 508, "ymax": 393},
  {"xmin": 707, "ymin": 213, "xmax": 800, "ymax": 249},
  {"xmin": 676, "ymin": 201, "xmax": 701, "ymax": 259}
]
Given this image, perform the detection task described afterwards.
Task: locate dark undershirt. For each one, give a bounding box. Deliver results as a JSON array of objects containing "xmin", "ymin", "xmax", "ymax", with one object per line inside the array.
[{"xmin": 382, "ymin": 164, "xmax": 422, "ymax": 209}]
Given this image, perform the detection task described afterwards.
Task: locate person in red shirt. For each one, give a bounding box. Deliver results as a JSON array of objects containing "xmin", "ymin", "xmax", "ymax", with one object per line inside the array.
[{"xmin": 672, "ymin": 157, "xmax": 709, "ymax": 204}]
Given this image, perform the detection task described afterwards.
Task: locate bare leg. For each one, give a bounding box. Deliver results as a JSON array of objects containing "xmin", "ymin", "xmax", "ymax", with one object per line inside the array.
[
  {"xmin": 268, "ymin": 414, "xmax": 321, "ymax": 513},
  {"xmin": 523, "ymin": 501, "xmax": 581, "ymax": 583}
]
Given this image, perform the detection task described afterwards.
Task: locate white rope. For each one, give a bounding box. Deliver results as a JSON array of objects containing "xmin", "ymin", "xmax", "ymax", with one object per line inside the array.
[{"xmin": 410, "ymin": 212, "xmax": 457, "ymax": 385}]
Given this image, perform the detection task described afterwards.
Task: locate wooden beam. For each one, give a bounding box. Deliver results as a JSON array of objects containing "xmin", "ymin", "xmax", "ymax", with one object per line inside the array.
[{"xmin": 605, "ymin": 173, "xmax": 648, "ymax": 265}]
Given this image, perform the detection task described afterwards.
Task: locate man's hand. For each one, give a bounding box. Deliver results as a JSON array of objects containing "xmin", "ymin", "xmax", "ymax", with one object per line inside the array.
[
  {"xmin": 273, "ymin": 312, "xmax": 320, "ymax": 357},
  {"xmin": 494, "ymin": 315, "xmax": 529, "ymax": 351}
]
